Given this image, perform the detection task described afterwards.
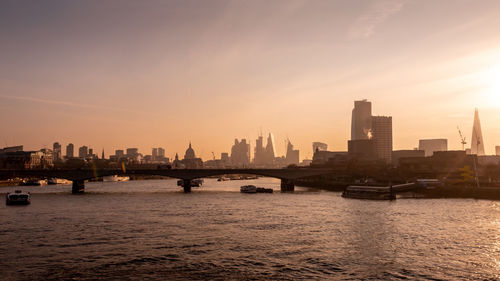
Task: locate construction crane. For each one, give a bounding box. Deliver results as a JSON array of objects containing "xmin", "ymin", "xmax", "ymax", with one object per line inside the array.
[{"xmin": 457, "ymin": 126, "xmax": 467, "ymax": 150}]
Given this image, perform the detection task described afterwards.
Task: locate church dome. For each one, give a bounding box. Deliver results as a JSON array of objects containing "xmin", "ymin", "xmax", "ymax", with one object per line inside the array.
[{"xmin": 184, "ymin": 142, "xmax": 196, "ymax": 160}]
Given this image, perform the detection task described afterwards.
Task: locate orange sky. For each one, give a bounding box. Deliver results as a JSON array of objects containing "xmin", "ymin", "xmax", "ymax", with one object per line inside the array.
[{"xmin": 1, "ymin": 0, "xmax": 499, "ymax": 159}]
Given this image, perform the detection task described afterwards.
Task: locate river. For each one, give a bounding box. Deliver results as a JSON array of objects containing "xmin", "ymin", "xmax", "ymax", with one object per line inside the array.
[{"xmin": 1, "ymin": 178, "xmax": 498, "ymax": 280}]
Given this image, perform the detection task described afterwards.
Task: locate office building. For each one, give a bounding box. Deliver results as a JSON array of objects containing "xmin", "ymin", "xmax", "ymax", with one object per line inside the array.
[
  {"xmin": 230, "ymin": 139, "xmax": 250, "ymax": 167},
  {"xmin": 53, "ymin": 142, "xmax": 62, "ymax": 161},
  {"xmin": 419, "ymin": 139, "xmax": 448, "ymax": 157},
  {"xmin": 312, "ymin": 142, "xmax": 328, "ymax": 154},
  {"xmin": 254, "ymin": 133, "xmax": 276, "ymax": 166},
  {"xmin": 471, "ymin": 108, "xmax": 485, "ymax": 155},
  {"xmin": 348, "ymin": 139, "xmax": 375, "ymax": 160},
  {"xmin": 285, "ymin": 139, "xmax": 300, "ymax": 166},
  {"xmin": 371, "ymin": 116, "xmax": 392, "ymax": 163},
  {"xmin": 78, "ymin": 146, "xmax": 88, "ymax": 159},
  {"xmin": 351, "ymin": 99, "xmax": 372, "ymax": 140},
  {"xmin": 392, "ymin": 149, "xmax": 425, "ymax": 167},
  {"xmin": 66, "ymin": 143, "xmax": 74, "ymax": 158}
]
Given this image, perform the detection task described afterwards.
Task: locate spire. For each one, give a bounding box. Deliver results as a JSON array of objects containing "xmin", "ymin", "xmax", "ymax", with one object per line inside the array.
[{"xmin": 471, "ymin": 108, "xmax": 485, "ymax": 156}]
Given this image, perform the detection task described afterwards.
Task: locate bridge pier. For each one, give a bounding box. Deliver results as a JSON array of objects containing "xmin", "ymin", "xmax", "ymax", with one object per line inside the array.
[
  {"xmin": 183, "ymin": 179, "xmax": 192, "ymax": 193},
  {"xmin": 72, "ymin": 180, "xmax": 85, "ymax": 194},
  {"xmin": 281, "ymin": 179, "xmax": 295, "ymax": 192}
]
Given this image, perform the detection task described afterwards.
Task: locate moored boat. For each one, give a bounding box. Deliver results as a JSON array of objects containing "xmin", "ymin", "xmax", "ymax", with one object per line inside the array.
[
  {"xmin": 6, "ymin": 190, "xmax": 31, "ymax": 205},
  {"xmin": 342, "ymin": 185, "xmax": 395, "ymax": 200},
  {"xmin": 240, "ymin": 185, "xmax": 257, "ymax": 193}
]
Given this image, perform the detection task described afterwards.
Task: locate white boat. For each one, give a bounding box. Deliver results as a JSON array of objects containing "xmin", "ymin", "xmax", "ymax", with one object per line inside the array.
[
  {"xmin": 240, "ymin": 185, "xmax": 257, "ymax": 193},
  {"xmin": 6, "ymin": 190, "xmax": 31, "ymax": 205},
  {"xmin": 103, "ymin": 175, "xmax": 130, "ymax": 182}
]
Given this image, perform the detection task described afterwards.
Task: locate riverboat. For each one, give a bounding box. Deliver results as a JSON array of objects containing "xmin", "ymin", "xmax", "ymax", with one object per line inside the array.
[
  {"xmin": 177, "ymin": 179, "xmax": 204, "ymax": 187},
  {"xmin": 6, "ymin": 190, "xmax": 31, "ymax": 205},
  {"xmin": 342, "ymin": 185, "xmax": 396, "ymax": 200},
  {"xmin": 240, "ymin": 185, "xmax": 257, "ymax": 193},
  {"xmin": 20, "ymin": 179, "xmax": 46, "ymax": 186}
]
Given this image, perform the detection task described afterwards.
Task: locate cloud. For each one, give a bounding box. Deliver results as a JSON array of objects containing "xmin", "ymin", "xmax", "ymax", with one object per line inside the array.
[
  {"xmin": 349, "ymin": 0, "xmax": 406, "ymax": 39},
  {"xmin": 0, "ymin": 94, "xmax": 148, "ymax": 115}
]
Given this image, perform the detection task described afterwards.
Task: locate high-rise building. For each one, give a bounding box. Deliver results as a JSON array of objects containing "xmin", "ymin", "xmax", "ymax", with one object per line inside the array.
[
  {"xmin": 285, "ymin": 139, "xmax": 300, "ymax": 166},
  {"xmin": 351, "ymin": 99, "xmax": 372, "ymax": 140},
  {"xmin": 78, "ymin": 146, "xmax": 88, "ymax": 159},
  {"xmin": 419, "ymin": 139, "xmax": 448, "ymax": 157},
  {"xmin": 53, "ymin": 142, "xmax": 62, "ymax": 161},
  {"xmin": 115, "ymin": 150, "xmax": 125, "ymax": 158},
  {"xmin": 152, "ymin": 148, "xmax": 158, "ymax": 161},
  {"xmin": 371, "ymin": 116, "xmax": 392, "ymax": 163},
  {"xmin": 254, "ymin": 134, "xmax": 265, "ymax": 165},
  {"xmin": 221, "ymin": 152, "xmax": 229, "ymax": 163},
  {"xmin": 264, "ymin": 133, "xmax": 276, "ymax": 164},
  {"xmin": 126, "ymin": 148, "xmax": 139, "ymax": 161},
  {"xmin": 496, "ymin": 146, "xmax": 500, "ymax": 156},
  {"xmin": 158, "ymin": 147, "xmax": 165, "ymax": 158},
  {"xmin": 312, "ymin": 142, "xmax": 328, "ymax": 154},
  {"xmin": 66, "ymin": 143, "xmax": 74, "ymax": 158},
  {"xmin": 348, "ymin": 139, "xmax": 375, "ymax": 160},
  {"xmin": 471, "ymin": 108, "xmax": 485, "ymax": 156},
  {"xmin": 230, "ymin": 139, "xmax": 250, "ymax": 167}
]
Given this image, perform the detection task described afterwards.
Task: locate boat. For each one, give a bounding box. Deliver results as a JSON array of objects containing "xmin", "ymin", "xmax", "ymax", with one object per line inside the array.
[
  {"xmin": 103, "ymin": 175, "xmax": 130, "ymax": 182},
  {"xmin": 342, "ymin": 185, "xmax": 396, "ymax": 200},
  {"xmin": 217, "ymin": 176, "xmax": 229, "ymax": 181},
  {"xmin": 240, "ymin": 185, "xmax": 257, "ymax": 193},
  {"xmin": 20, "ymin": 179, "xmax": 46, "ymax": 186},
  {"xmin": 6, "ymin": 190, "xmax": 31, "ymax": 205},
  {"xmin": 177, "ymin": 179, "xmax": 204, "ymax": 187},
  {"xmin": 256, "ymin": 187, "xmax": 273, "ymax": 193},
  {"xmin": 47, "ymin": 178, "xmax": 72, "ymax": 185}
]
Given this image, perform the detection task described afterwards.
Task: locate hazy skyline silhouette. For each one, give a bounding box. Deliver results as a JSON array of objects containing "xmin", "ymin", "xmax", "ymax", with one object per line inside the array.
[{"xmin": 1, "ymin": 0, "xmax": 500, "ymax": 159}]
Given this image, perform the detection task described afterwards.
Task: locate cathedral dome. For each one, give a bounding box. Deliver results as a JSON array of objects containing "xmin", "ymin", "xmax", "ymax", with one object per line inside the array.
[{"xmin": 184, "ymin": 142, "xmax": 196, "ymax": 160}]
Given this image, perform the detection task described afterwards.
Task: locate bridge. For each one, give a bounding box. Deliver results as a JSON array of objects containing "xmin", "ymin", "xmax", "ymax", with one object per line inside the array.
[{"xmin": 0, "ymin": 168, "xmax": 334, "ymax": 193}]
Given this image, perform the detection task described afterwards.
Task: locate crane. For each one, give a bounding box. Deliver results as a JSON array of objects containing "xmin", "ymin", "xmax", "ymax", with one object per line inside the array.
[{"xmin": 457, "ymin": 126, "xmax": 467, "ymax": 151}]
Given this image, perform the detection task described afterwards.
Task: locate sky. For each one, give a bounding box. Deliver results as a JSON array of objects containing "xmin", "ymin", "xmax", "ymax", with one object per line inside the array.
[{"xmin": 1, "ymin": 0, "xmax": 500, "ymax": 160}]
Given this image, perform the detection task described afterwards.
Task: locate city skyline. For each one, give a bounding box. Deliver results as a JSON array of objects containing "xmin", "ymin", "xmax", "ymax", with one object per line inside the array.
[{"xmin": 1, "ymin": 0, "xmax": 500, "ymax": 159}]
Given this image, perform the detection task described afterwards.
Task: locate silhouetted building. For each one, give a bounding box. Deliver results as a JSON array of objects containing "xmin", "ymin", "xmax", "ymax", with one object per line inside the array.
[
  {"xmin": 392, "ymin": 149, "xmax": 425, "ymax": 167},
  {"xmin": 180, "ymin": 143, "xmax": 203, "ymax": 168},
  {"xmin": 419, "ymin": 139, "xmax": 448, "ymax": 157},
  {"xmin": 0, "ymin": 149, "xmax": 53, "ymax": 169},
  {"xmin": 184, "ymin": 143, "xmax": 195, "ymax": 160},
  {"xmin": 78, "ymin": 146, "xmax": 88, "ymax": 159},
  {"xmin": 115, "ymin": 150, "xmax": 125, "ymax": 158},
  {"xmin": 230, "ymin": 139, "xmax": 250, "ymax": 167},
  {"xmin": 351, "ymin": 99, "xmax": 372, "ymax": 140},
  {"xmin": 348, "ymin": 139, "xmax": 375, "ymax": 160},
  {"xmin": 312, "ymin": 142, "xmax": 328, "ymax": 154},
  {"xmin": 285, "ymin": 139, "xmax": 300, "ymax": 166},
  {"xmin": 126, "ymin": 148, "xmax": 139, "ymax": 160},
  {"xmin": 371, "ymin": 116, "xmax": 392, "ymax": 164},
  {"xmin": 478, "ymin": 155, "xmax": 500, "ymax": 166},
  {"xmin": 53, "ymin": 142, "xmax": 62, "ymax": 161},
  {"xmin": 496, "ymin": 146, "xmax": 500, "ymax": 156},
  {"xmin": 151, "ymin": 147, "xmax": 167, "ymax": 162},
  {"xmin": 312, "ymin": 151, "xmax": 348, "ymax": 165},
  {"xmin": 66, "ymin": 143, "xmax": 74, "ymax": 158},
  {"xmin": 471, "ymin": 108, "xmax": 485, "ymax": 155},
  {"xmin": 221, "ymin": 152, "xmax": 229, "ymax": 163},
  {"xmin": 254, "ymin": 133, "xmax": 276, "ymax": 167},
  {"xmin": 0, "ymin": 146, "xmax": 23, "ymax": 154}
]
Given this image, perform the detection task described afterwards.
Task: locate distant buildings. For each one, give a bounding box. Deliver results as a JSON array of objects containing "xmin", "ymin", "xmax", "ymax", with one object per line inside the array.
[
  {"xmin": 78, "ymin": 146, "xmax": 88, "ymax": 159},
  {"xmin": 285, "ymin": 139, "xmax": 299, "ymax": 166},
  {"xmin": 66, "ymin": 143, "xmax": 74, "ymax": 158},
  {"xmin": 230, "ymin": 139, "xmax": 250, "ymax": 167},
  {"xmin": 348, "ymin": 139, "xmax": 375, "ymax": 160},
  {"xmin": 392, "ymin": 149, "xmax": 425, "ymax": 167},
  {"xmin": 53, "ymin": 142, "xmax": 62, "ymax": 161},
  {"xmin": 418, "ymin": 139, "xmax": 448, "ymax": 157},
  {"xmin": 0, "ymin": 146, "xmax": 53, "ymax": 169},
  {"xmin": 351, "ymin": 99, "xmax": 372, "ymax": 140},
  {"xmin": 254, "ymin": 133, "xmax": 277, "ymax": 167},
  {"xmin": 496, "ymin": 146, "xmax": 500, "ymax": 156},
  {"xmin": 312, "ymin": 142, "xmax": 328, "ymax": 154},
  {"xmin": 371, "ymin": 116, "xmax": 392, "ymax": 163},
  {"xmin": 471, "ymin": 108, "xmax": 485, "ymax": 155},
  {"xmin": 173, "ymin": 143, "xmax": 203, "ymax": 168}
]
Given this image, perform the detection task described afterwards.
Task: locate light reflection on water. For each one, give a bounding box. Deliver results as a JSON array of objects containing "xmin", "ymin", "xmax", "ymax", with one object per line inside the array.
[{"xmin": 0, "ymin": 178, "xmax": 498, "ymax": 280}]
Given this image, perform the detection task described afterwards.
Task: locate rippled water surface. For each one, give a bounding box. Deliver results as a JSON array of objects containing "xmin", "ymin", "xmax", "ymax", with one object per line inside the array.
[{"xmin": 1, "ymin": 178, "xmax": 499, "ymax": 280}]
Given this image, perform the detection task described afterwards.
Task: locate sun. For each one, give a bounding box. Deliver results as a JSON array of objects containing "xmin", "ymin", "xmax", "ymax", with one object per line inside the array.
[{"xmin": 478, "ymin": 64, "xmax": 500, "ymax": 108}]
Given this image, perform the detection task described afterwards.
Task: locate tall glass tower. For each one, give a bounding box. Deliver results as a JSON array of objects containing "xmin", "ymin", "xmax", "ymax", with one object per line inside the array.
[
  {"xmin": 351, "ymin": 100, "xmax": 372, "ymax": 140},
  {"xmin": 471, "ymin": 108, "xmax": 485, "ymax": 155}
]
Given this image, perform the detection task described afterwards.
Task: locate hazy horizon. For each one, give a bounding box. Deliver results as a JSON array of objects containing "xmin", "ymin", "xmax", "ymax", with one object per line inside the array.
[{"xmin": 1, "ymin": 0, "xmax": 500, "ymax": 159}]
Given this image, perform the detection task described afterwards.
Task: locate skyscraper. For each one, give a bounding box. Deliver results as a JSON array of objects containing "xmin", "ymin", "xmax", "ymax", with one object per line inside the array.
[
  {"xmin": 264, "ymin": 133, "xmax": 276, "ymax": 164},
  {"xmin": 351, "ymin": 99, "xmax": 372, "ymax": 140},
  {"xmin": 371, "ymin": 116, "xmax": 392, "ymax": 163},
  {"xmin": 254, "ymin": 134, "xmax": 265, "ymax": 165},
  {"xmin": 285, "ymin": 139, "xmax": 300, "ymax": 165},
  {"xmin": 471, "ymin": 108, "xmax": 485, "ymax": 156},
  {"xmin": 78, "ymin": 146, "xmax": 88, "ymax": 159},
  {"xmin": 312, "ymin": 142, "xmax": 328, "ymax": 154},
  {"xmin": 230, "ymin": 139, "xmax": 250, "ymax": 167},
  {"xmin": 53, "ymin": 142, "xmax": 62, "ymax": 161},
  {"xmin": 66, "ymin": 143, "xmax": 74, "ymax": 158}
]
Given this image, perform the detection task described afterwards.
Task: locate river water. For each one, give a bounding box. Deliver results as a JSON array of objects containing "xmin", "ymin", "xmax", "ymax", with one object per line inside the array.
[{"xmin": 1, "ymin": 178, "xmax": 498, "ymax": 280}]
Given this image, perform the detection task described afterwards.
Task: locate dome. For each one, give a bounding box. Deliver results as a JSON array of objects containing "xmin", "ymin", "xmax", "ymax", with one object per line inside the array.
[{"xmin": 184, "ymin": 142, "xmax": 195, "ymax": 160}]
